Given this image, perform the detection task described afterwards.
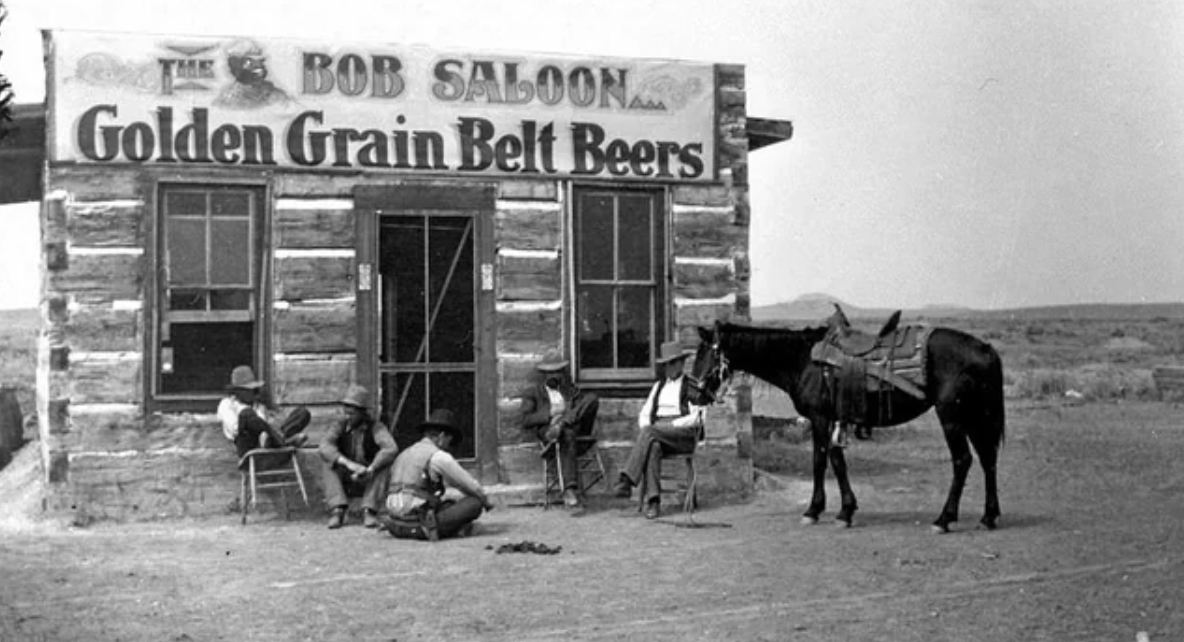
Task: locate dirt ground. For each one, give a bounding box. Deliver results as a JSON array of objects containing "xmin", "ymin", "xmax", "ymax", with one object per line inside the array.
[{"xmin": 1, "ymin": 400, "xmax": 1182, "ymax": 642}]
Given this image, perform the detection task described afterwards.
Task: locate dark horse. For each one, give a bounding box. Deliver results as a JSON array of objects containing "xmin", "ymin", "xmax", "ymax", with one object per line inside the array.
[{"xmin": 690, "ymin": 320, "xmax": 1005, "ymax": 533}]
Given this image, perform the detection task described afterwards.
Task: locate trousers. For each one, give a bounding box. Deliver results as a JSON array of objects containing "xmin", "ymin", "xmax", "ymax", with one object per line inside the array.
[
  {"xmin": 387, "ymin": 496, "xmax": 485, "ymax": 541},
  {"xmin": 322, "ymin": 465, "xmax": 391, "ymax": 512},
  {"xmin": 621, "ymin": 420, "xmax": 698, "ymax": 503},
  {"xmin": 536, "ymin": 394, "xmax": 600, "ymax": 490},
  {"xmin": 234, "ymin": 407, "xmax": 311, "ymax": 458}
]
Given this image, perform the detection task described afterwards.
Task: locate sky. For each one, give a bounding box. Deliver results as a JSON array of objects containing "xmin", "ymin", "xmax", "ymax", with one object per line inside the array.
[{"xmin": 2, "ymin": 0, "xmax": 1183, "ymax": 311}]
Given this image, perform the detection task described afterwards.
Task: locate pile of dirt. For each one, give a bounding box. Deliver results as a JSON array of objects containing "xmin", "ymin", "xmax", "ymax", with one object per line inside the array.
[{"xmin": 489, "ymin": 540, "xmax": 564, "ymax": 555}]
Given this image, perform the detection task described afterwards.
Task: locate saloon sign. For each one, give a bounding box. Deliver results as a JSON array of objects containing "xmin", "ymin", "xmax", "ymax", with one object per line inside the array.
[{"xmin": 47, "ymin": 31, "xmax": 718, "ymax": 181}]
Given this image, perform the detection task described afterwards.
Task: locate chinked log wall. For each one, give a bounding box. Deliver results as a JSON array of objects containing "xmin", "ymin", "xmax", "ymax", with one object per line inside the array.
[{"xmin": 37, "ymin": 64, "xmax": 754, "ymax": 521}]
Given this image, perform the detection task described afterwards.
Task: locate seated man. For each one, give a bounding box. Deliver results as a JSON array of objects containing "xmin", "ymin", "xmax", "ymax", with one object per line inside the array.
[
  {"xmin": 217, "ymin": 365, "xmax": 310, "ymax": 458},
  {"xmin": 318, "ymin": 385, "xmax": 398, "ymax": 530},
  {"xmin": 383, "ymin": 409, "xmax": 493, "ymax": 541},
  {"xmin": 613, "ymin": 341, "xmax": 706, "ymax": 519},
  {"xmin": 517, "ymin": 350, "xmax": 600, "ymax": 509}
]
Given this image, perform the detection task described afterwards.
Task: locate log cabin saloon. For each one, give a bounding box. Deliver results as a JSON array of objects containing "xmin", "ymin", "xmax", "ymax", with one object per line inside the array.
[{"xmin": 33, "ymin": 30, "xmax": 792, "ymax": 520}]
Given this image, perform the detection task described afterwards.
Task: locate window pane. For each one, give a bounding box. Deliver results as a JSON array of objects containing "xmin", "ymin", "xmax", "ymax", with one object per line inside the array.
[
  {"xmin": 168, "ymin": 218, "xmax": 207, "ymax": 285},
  {"xmin": 578, "ymin": 193, "xmax": 614, "ymax": 281},
  {"xmin": 618, "ymin": 195, "xmax": 653, "ymax": 281},
  {"xmin": 617, "ymin": 287, "xmax": 653, "ymax": 368},
  {"xmin": 161, "ymin": 321, "xmax": 253, "ymax": 394},
  {"xmin": 210, "ymin": 290, "xmax": 250, "ymax": 310},
  {"xmin": 210, "ymin": 219, "xmax": 251, "ymax": 286},
  {"xmin": 210, "ymin": 191, "xmax": 251, "ymax": 217},
  {"xmin": 166, "ymin": 191, "xmax": 206, "ymax": 216},
  {"xmin": 578, "ymin": 286, "xmax": 614, "ymax": 369},
  {"xmin": 169, "ymin": 290, "xmax": 206, "ymax": 311}
]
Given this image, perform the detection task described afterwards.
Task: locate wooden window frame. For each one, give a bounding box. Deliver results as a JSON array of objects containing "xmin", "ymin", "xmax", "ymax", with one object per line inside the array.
[
  {"xmin": 145, "ymin": 180, "xmax": 272, "ymax": 414},
  {"xmin": 569, "ymin": 184, "xmax": 670, "ymax": 389}
]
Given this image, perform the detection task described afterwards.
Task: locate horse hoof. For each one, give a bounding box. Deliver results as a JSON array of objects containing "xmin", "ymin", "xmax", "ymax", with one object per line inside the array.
[
  {"xmin": 800, "ymin": 516, "xmax": 819, "ymax": 526},
  {"xmin": 930, "ymin": 524, "xmax": 950, "ymax": 534},
  {"xmin": 979, "ymin": 517, "xmax": 999, "ymax": 531},
  {"xmin": 836, "ymin": 518, "xmax": 852, "ymax": 529}
]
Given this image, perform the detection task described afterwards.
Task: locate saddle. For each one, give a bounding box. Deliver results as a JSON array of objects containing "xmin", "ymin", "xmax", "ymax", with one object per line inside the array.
[
  {"xmin": 829, "ymin": 309, "xmax": 903, "ymax": 355},
  {"xmin": 810, "ymin": 307, "xmax": 932, "ymax": 424}
]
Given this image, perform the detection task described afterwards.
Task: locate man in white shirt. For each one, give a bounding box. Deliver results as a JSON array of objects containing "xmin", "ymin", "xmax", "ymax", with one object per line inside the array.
[
  {"xmin": 613, "ymin": 341, "xmax": 706, "ymax": 519},
  {"xmin": 216, "ymin": 365, "xmax": 310, "ymax": 458}
]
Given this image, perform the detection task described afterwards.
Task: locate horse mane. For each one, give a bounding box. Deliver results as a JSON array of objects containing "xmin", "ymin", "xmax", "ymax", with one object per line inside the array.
[{"xmin": 716, "ymin": 322, "xmax": 829, "ymax": 358}]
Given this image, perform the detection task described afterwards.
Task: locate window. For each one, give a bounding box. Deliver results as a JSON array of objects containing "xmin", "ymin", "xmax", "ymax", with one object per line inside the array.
[
  {"xmin": 573, "ymin": 187, "xmax": 667, "ymax": 382},
  {"xmin": 153, "ymin": 185, "xmax": 266, "ymax": 403}
]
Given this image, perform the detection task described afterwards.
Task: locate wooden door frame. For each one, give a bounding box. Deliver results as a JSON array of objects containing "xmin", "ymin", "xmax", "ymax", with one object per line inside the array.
[{"xmin": 354, "ymin": 182, "xmax": 498, "ymax": 482}]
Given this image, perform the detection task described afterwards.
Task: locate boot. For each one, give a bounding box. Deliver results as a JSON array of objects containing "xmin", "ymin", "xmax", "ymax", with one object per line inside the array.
[
  {"xmin": 363, "ymin": 509, "xmax": 379, "ymax": 529},
  {"xmin": 327, "ymin": 507, "xmax": 345, "ymax": 529},
  {"xmin": 644, "ymin": 499, "xmax": 660, "ymax": 520},
  {"xmin": 562, "ymin": 488, "xmax": 582, "ymax": 508},
  {"xmin": 613, "ymin": 474, "xmax": 632, "ymax": 498}
]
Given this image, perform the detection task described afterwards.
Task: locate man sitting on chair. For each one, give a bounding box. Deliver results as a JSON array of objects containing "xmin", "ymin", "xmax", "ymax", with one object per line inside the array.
[
  {"xmin": 517, "ymin": 350, "xmax": 600, "ymax": 509},
  {"xmin": 319, "ymin": 385, "xmax": 399, "ymax": 530},
  {"xmin": 613, "ymin": 341, "xmax": 706, "ymax": 519},
  {"xmin": 217, "ymin": 365, "xmax": 310, "ymax": 458},
  {"xmin": 383, "ymin": 409, "xmax": 494, "ymax": 541}
]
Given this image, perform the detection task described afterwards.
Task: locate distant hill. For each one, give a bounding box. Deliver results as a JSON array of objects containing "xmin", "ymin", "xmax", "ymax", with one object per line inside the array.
[{"xmin": 751, "ymin": 295, "xmax": 1184, "ymax": 323}]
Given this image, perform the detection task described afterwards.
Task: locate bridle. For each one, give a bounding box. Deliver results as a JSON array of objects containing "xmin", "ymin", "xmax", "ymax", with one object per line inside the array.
[{"xmin": 687, "ymin": 326, "xmax": 732, "ymax": 405}]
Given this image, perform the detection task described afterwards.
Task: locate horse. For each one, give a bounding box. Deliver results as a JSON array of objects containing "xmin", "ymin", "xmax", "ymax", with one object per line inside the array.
[{"xmin": 690, "ymin": 317, "xmax": 1005, "ymax": 533}]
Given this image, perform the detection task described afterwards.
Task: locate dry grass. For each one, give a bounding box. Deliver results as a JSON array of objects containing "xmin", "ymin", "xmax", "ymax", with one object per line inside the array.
[{"xmin": 0, "ymin": 309, "xmax": 38, "ymax": 425}]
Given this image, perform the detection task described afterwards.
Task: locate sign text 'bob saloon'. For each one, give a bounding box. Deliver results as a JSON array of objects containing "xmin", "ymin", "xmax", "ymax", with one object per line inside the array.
[{"xmin": 51, "ymin": 33, "xmax": 718, "ymax": 182}]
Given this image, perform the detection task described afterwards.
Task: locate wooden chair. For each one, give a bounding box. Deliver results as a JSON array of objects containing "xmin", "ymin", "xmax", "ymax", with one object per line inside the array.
[
  {"xmin": 638, "ymin": 451, "xmax": 699, "ymax": 516},
  {"xmin": 541, "ymin": 435, "xmax": 607, "ymax": 510},
  {"xmin": 238, "ymin": 447, "xmax": 309, "ymax": 525}
]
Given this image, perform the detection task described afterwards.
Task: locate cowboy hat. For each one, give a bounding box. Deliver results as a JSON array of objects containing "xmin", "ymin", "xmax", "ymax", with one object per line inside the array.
[
  {"xmin": 339, "ymin": 384, "xmax": 372, "ymax": 410},
  {"xmin": 536, "ymin": 350, "xmax": 570, "ymax": 373},
  {"xmin": 227, "ymin": 365, "xmax": 264, "ymax": 390},
  {"xmin": 418, "ymin": 408, "xmax": 464, "ymax": 447},
  {"xmin": 655, "ymin": 340, "xmax": 695, "ymax": 365}
]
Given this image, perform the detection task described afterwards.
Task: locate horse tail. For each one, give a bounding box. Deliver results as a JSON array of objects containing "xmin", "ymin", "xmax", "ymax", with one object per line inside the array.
[{"xmin": 983, "ymin": 344, "xmax": 1006, "ymax": 450}]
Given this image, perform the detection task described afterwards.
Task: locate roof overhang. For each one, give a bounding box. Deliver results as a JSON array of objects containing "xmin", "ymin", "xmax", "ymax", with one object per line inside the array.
[{"xmin": 746, "ymin": 116, "xmax": 794, "ymax": 152}]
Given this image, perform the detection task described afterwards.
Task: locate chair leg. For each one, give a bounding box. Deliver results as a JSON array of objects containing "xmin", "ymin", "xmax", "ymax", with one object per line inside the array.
[
  {"xmin": 684, "ymin": 457, "xmax": 698, "ymax": 515},
  {"xmin": 249, "ymin": 457, "xmax": 259, "ymax": 515},
  {"xmin": 291, "ymin": 454, "xmax": 309, "ymax": 506},
  {"xmin": 542, "ymin": 450, "xmax": 552, "ymax": 511},
  {"xmin": 240, "ymin": 471, "xmax": 249, "ymax": 525}
]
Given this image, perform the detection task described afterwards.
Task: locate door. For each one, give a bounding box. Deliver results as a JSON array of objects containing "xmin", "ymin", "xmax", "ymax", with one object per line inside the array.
[{"xmin": 355, "ymin": 184, "xmax": 497, "ymax": 480}]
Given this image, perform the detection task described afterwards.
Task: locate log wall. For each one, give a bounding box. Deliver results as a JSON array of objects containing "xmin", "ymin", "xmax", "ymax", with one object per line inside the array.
[{"xmin": 37, "ymin": 64, "xmax": 757, "ymax": 521}]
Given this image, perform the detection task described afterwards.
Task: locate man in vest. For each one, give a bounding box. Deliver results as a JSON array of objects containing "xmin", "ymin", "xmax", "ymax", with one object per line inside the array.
[
  {"xmin": 613, "ymin": 341, "xmax": 706, "ymax": 519},
  {"xmin": 517, "ymin": 350, "xmax": 600, "ymax": 510},
  {"xmin": 217, "ymin": 364, "xmax": 310, "ymax": 458},
  {"xmin": 383, "ymin": 409, "xmax": 493, "ymax": 541},
  {"xmin": 318, "ymin": 385, "xmax": 398, "ymax": 529}
]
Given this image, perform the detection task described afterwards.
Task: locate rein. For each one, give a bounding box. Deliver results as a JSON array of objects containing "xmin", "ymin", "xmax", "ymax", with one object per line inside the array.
[{"xmin": 687, "ymin": 335, "xmax": 732, "ymax": 405}]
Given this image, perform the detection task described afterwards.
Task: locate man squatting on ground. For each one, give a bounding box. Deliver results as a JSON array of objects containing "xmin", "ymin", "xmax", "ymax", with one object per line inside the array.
[
  {"xmin": 614, "ymin": 341, "xmax": 706, "ymax": 519},
  {"xmin": 383, "ymin": 409, "xmax": 494, "ymax": 541},
  {"xmin": 319, "ymin": 385, "xmax": 398, "ymax": 530},
  {"xmin": 517, "ymin": 350, "xmax": 600, "ymax": 509},
  {"xmin": 218, "ymin": 365, "xmax": 310, "ymax": 458}
]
